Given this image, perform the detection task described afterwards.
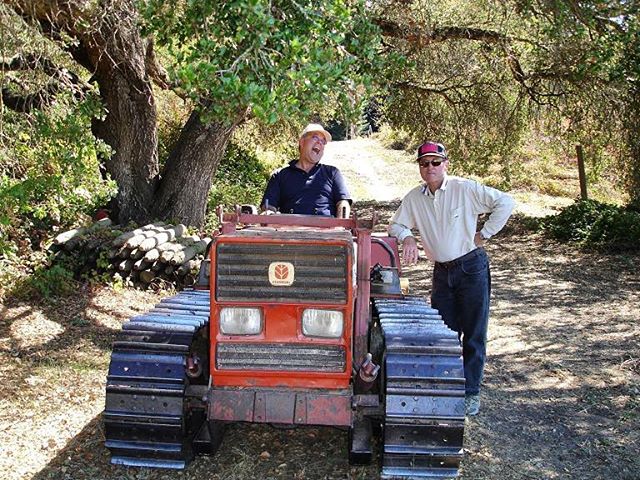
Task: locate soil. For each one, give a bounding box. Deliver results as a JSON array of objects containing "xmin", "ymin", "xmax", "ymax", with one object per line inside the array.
[{"xmin": 1, "ymin": 139, "xmax": 638, "ymax": 480}]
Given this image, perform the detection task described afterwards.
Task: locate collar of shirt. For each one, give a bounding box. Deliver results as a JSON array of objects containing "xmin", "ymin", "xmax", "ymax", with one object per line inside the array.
[
  {"xmin": 421, "ymin": 174, "xmax": 450, "ymax": 197},
  {"xmin": 289, "ymin": 159, "xmax": 321, "ymax": 175}
]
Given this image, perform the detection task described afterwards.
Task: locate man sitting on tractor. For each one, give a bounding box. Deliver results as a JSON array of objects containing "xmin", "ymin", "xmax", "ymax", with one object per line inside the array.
[{"xmin": 261, "ymin": 123, "xmax": 352, "ymax": 218}]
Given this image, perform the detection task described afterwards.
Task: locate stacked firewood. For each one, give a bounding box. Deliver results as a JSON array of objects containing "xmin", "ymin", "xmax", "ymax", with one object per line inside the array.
[{"xmin": 50, "ymin": 220, "xmax": 211, "ymax": 289}]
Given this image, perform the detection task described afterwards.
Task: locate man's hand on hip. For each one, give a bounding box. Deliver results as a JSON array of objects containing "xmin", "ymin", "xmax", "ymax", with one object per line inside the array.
[
  {"xmin": 401, "ymin": 236, "xmax": 419, "ymax": 265},
  {"xmin": 474, "ymin": 232, "xmax": 485, "ymax": 247}
]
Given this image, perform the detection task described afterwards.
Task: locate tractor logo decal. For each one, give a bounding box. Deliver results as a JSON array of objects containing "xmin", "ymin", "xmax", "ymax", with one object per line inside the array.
[{"xmin": 268, "ymin": 262, "xmax": 294, "ymax": 286}]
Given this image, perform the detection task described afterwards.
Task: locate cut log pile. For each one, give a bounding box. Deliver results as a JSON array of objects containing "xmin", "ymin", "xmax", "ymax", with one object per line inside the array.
[{"xmin": 50, "ymin": 220, "xmax": 212, "ymax": 289}]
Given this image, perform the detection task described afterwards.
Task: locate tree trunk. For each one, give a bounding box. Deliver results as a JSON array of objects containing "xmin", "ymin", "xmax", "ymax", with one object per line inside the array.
[
  {"xmin": 92, "ymin": 70, "xmax": 159, "ymax": 224},
  {"xmin": 92, "ymin": 66, "xmax": 159, "ymax": 222},
  {"xmin": 9, "ymin": 0, "xmax": 160, "ymax": 224},
  {"xmin": 7, "ymin": 0, "xmax": 241, "ymax": 227},
  {"xmin": 87, "ymin": 2, "xmax": 159, "ymax": 224},
  {"xmin": 153, "ymin": 112, "xmax": 239, "ymax": 226}
]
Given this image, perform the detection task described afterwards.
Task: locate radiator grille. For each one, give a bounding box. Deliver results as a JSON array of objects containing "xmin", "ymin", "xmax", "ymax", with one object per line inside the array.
[
  {"xmin": 215, "ymin": 242, "xmax": 348, "ymax": 303},
  {"xmin": 216, "ymin": 343, "xmax": 346, "ymax": 372}
]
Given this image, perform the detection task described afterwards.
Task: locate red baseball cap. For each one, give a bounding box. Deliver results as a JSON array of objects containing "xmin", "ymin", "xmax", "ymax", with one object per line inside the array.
[{"xmin": 417, "ymin": 142, "xmax": 447, "ymax": 160}]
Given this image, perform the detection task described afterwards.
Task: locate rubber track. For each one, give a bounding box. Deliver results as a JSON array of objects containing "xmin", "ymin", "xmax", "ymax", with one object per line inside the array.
[
  {"xmin": 374, "ymin": 297, "xmax": 465, "ymax": 479},
  {"xmin": 104, "ymin": 290, "xmax": 210, "ymax": 469}
]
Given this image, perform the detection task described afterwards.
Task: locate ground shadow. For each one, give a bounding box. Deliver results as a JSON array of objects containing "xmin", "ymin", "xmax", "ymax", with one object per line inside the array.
[{"xmin": 31, "ymin": 414, "xmax": 379, "ymax": 480}]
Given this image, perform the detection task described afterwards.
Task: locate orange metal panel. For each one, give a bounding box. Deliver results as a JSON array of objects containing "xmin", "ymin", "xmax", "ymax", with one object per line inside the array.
[
  {"xmin": 209, "ymin": 388, "xmax": 352, "ymax": 426},
  {"xmin": 208, "ymin": 232, "xmax": 355, "ymax": 390}
]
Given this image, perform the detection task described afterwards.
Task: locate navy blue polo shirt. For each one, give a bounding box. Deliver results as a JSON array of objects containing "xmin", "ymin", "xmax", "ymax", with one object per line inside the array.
[{"xmin": 261, "ymin": 160, "xmax": 351, "ymax": 216}]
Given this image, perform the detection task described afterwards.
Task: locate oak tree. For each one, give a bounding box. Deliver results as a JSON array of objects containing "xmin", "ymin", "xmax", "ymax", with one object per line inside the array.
[{"xmin": 2, "ymin": 0, "xmax": 379, "ymax": 226}]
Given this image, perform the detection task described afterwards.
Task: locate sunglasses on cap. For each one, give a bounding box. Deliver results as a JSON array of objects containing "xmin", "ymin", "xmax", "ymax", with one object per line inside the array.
[{"xmin": 418, "ymin": 158, "xmax": 445, "ymax": 168}]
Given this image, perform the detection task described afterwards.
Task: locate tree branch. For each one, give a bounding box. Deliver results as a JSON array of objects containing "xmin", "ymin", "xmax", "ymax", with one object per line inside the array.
[
  {"xmin": 377, "ymin": 20, "xmax": 509, "ymax": 46},
  {"xmin": 1, "ymin": 81, "xmax": 61, "ymax": 112},
  {"xmin": 144, "ymin": 38, "xmax": 172, "ymax": 90},
  {"xmin": 378, "ymin": 19, "xmax": 579, "ymax": 105},
  {"xmin": 0, "ymin": 53, "xmax": 90, "ymax": 112},
  {"xmin": 0, "ymin": 53, "xmax": 85, "ymax": 86}
]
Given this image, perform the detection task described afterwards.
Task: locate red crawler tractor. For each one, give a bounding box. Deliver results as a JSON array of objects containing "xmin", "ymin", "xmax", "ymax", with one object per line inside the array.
[{"xmin": 104, "ymin": 210, "xmax": 466, "ymax": 478}]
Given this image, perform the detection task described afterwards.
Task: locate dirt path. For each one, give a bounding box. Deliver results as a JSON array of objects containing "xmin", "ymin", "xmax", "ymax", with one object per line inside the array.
[
  {"xmin": 323, "ymin": 138, "xmax": 420, "ymax": 202},
  {"xmin": 1, "ymin": 140, "xmax": 638, "ymax": 480}
]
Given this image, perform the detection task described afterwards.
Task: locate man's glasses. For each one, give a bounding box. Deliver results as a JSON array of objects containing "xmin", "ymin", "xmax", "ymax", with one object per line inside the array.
[
  {"xmin": 306, "ymin": 133, "xmax": 327, "ymax": 145},
  {"xmin": 418, "ymin": 159, "xmax": 444, "ymax": 168}
]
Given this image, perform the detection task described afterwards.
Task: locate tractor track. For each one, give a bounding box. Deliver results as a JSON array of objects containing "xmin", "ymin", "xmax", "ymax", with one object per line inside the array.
[
  {"xmin": 374, "ymin": 297, "xmax": 465, "ymax": 479},
  {"xmin": 104, "ymin": 290, "xmax": 210, "ymax": 468}
]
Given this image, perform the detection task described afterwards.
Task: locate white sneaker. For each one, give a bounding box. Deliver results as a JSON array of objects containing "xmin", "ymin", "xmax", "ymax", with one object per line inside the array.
[{"xmin": 465, "ymin": 394, "xmax": 480, "ymax": 416}]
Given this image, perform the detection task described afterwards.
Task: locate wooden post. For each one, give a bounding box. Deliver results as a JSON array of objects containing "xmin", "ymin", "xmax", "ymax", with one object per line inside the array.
[{"xmin": 576, "ymin": 144, "xmax": 588, "ymax": 200}]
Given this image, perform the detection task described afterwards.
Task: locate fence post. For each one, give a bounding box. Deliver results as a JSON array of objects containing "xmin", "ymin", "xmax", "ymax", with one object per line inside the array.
[{"xmin": 576, "ymin": 144, "xmax": 588, "ymax": 200}]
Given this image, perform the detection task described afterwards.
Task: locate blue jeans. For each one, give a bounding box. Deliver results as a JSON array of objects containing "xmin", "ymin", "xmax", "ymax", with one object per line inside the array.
[{"xmin": 431, "ymin": 248, "xmax": 491, "ymax": 395}]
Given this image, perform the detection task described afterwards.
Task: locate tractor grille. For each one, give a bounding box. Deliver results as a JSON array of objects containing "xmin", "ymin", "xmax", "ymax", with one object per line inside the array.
[
  {"xmin": 215, "ymin": 243, "xmax": 348, "ymax": 303},
  {"xmin": 216, "ymin": 343, "xmax": 346, "ymax": 372}
]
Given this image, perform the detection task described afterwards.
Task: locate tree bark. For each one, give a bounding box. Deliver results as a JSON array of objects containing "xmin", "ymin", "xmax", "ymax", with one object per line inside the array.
[
  {"xmin": 8, "ymin": 0, "xmax": 159, "ymax": 224},
  {"xmin": 86, "ymin": 3, "xmax": 159, "ymax": 224},
  {"xmin": 153, "ymin": 111, "xmax": 240, "ymax": 226},
  {"xmin": 92, "ymin": 67, "xmax": 159, "ymax": 224}
]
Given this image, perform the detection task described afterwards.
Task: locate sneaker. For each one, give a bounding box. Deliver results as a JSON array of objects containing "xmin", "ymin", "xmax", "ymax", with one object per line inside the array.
[{"xmin": 465, "ymin": 394, "xmax": 480, "ymax": 416}]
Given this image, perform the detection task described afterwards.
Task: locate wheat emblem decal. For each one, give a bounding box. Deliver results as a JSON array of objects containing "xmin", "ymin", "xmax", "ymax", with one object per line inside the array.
[{"xmin": 268, "ymin": 262, "xmax": 295, "ymax": 286}]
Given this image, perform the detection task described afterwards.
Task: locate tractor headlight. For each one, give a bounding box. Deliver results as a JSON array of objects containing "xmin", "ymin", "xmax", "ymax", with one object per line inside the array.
[
  {"xmin": 302, "ymin": 309, "xmax": 343, "ymax": 338},
  {"xmin": 219, "ymin": 307, "xmax": 263, "ymax": 335}
]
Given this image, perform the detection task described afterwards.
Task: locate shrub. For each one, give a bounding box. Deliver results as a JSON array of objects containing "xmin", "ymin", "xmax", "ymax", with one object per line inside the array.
[
  {"xmin": 541, "ymin": 199, "xmax": 640, "ymax": 251},
  {"xmin": 13, "ymin": 262, "xmax": 78, "ymax": 300},
  {"xmin": 375, "ymin": 124, "xmax": 417, "ymax": 151},
  {"xmin": 0, "ymin": 93, "xmax": 116, "ymax": 255},
  {"xmin": 207, "ymin": 141, "xmax": 274, "ymax": 217},
  {"xmin": 0, "ymin": 92, "xmax": 117, "ymax": 294}
]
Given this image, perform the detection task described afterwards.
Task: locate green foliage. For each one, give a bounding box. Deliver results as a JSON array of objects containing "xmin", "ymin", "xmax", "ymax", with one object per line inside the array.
[
  {"xmin": 541, "ymin": 200, "xmax": 640, "ymax": 251},
  {"xmin": 0, "ymin": 93, "xmax": 117, "ymax": 256},
  {"xmin": 375, "ymin": 124, "xmax": 419, "ymax": 151},
  {"xmin": 140, "ymin": 0, "xmax": 382, "ymax": 126},
  {"xmin": 16, "ymin": 262, "xmax": 78, "ymax": 299},
  {"xmin": 373, "ymin": 0, "xmax": 638, "ymax": 199},
  {"xmin": 155, "ymin": 90, "xmax": 191, "ymax": 168},
  {"xmin": 207, "ymin": 139, "xmax": 276, "ymax": 217},
  {"xmin": 0, "ymin": 91, "xmax": 117, "ymax": 294}
]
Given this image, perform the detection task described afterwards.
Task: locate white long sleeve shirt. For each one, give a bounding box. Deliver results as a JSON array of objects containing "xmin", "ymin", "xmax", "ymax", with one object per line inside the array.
[{"xmin": 388, "ymin": 175, "xmax": 515, "ymax": 263}]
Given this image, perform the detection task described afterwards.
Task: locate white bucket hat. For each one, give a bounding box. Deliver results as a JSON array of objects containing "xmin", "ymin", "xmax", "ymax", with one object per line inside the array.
[{"xmin": 299, "ymin": 123, "xmax": 332, "ymax": 143}]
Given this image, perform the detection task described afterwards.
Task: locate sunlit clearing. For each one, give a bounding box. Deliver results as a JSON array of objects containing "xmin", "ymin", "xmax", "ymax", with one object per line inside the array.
[{"xmin": 8, "ymin": 307, "xmax": 65, "ymax": 348}]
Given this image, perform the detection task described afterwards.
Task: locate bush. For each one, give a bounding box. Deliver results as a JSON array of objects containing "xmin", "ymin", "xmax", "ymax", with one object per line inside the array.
[
  {"xmin": 207, "ymin": 141, "xmax": 274, "ymax": 216},
  {"xmin": 0, "ymin": 92, "xmax": 117, "ymax": 295},
  {"xmin": 375, "ymin": 124, "xmax": 417, "ymax": 151},
  {"xmin": 0, "ymin": 93, "xmax": 116, "ymax": 256},
  {"xmin": 541, "ymin": 199, "xmax": 640, "ymax": 251},
  {"xmin": 12, "ymin": 261, "xmax": 79, "ymax": 300}
]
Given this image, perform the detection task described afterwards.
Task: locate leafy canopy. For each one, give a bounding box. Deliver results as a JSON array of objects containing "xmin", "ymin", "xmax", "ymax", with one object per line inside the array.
[
  {"xmin": 141, "ymin": 0, "xmax": 382, "ymax": 124},
  {"xmin": 373, "ymin": 0, "xmax": 638, "ymax": 199}
]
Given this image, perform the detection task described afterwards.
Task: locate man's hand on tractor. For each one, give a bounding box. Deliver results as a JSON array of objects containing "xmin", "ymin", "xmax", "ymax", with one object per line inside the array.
[
  {"xmin": 401, "ymin": 236, "xmax": 419, "ymax": 265},
  {"xmin": 336, "ymin": 200, "xmax": 351, "ymax": 219},
  {"xmin": 261, "ymin": 207, "xmax": 279, "ymax": 215}
]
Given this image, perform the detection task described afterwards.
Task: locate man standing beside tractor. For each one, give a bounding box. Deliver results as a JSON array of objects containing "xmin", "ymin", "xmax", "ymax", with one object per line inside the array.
[
  {"xmin": 261, "ymin": 123, "xmax": 352, "ymax": 218},
  {"xmin": 388, "ymin": 141, "xmax": 515, "ymax": 416}
]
